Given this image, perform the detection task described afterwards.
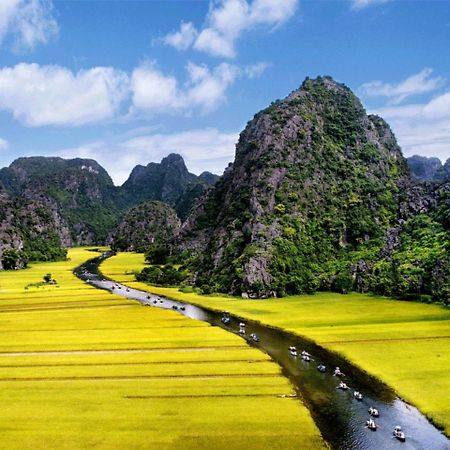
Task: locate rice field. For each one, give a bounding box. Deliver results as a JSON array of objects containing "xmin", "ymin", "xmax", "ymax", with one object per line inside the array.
[
  {"xmin": 0, "ymin": 248, "xmax": 325, "ymax": 449},
  {"xmin": 102, "ymin": 251, "xmax": 450, "ymax": 436}
]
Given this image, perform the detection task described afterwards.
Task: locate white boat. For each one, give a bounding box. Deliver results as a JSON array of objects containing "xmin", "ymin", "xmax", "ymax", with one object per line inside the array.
[
  {"xmin": 393, "ymin": 426, "xmax": 406, "ymax": 442},
  {"xmin": 302, "ymin": 354, "xmax": 311, "ymax": 362},
  {"xmin": 366, "ymin": 419, "xmax": 378, "ymax": 430},
  {"xmin": 289, "ymin": 346, "xmax": 298, "ymax": 357},
  {"xmin": 338, "ymin": 382, "xmax": 349, "ymax": 390},
  {"xmin": 334, "ymin": 367, "xmax": 344, "ymax": 377},
  {"xmin": 354, "ymin": 391, "xmax": 363, "ymax": 401},
  {"xmin": 368, "ymin": 407, "xmax": 379, "ymax": 417}
]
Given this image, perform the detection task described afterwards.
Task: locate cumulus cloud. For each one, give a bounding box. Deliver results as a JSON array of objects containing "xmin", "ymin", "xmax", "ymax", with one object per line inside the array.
[
  {"xmin": 360, "ymin": 68, "xmax": 444, "ymax": 104},
  {"xmin": 131, "ymin": 61, "xmax": 239, "ymax": 114},
  {"xmin": 0, "ymin": 63, "xmax": 129, "ymax": 126},
  {"xmin": 0, "ymin": 0, "xmax": 58, "ymax": 51},
  {"xmin": 351, "ymin": 0, "xmax": 390, "ymax": 10},
  {"xmin": 160, "ymin": 21, "xmax": 198, "ymax": 50},
  {"xmin": 373, "ymin": 88, "xmax": 450, "ymax": 162},
  {"xmin": 0, "ymin": 138, "xmax": 8, "ymax": 151},
  {"xmin": 244, "ymin": 62, "xmax": 271, "ymax": 79},
  {"xmin": 56, "ymin": 128, "xmax": 239, "ymax": 185},
  {"xmin": 162, "ymin": 0, "xmax": 298, "ymax": 58}
]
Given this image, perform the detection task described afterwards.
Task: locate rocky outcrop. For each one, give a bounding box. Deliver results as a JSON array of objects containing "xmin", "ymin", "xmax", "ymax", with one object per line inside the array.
[
  {"xmin": 0, "ymin": 184, "xmax": 69, "ymax": 269},
  {"xmin": 0, "ymin": 157, "xmax": 118, "ymax": 245},
  {"xmin": 177, "ymin": 76, "xmax": 448, "ymax": 302},
  {"xmin": 110, "ymin": 201, "xmax": 180, "ymax": 252},
  {"xmin": 120, "ymin": 154, "xmax": 218, "ymax": 220},
  {"xmin": 407, "ymin": 155, "xmax": 450, "ymax": 183}
]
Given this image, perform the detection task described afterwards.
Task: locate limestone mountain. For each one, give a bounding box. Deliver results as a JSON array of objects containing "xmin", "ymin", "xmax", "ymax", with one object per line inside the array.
[
  {"xmin": 0, "ymin": 184, "xmax": 69, "ymax": 269},
  {"xmin": 110, "ymin": 201, "xmax": 180, "ymax": 252},
  {"xmin": 407, "ymin": 155, "xmax": 450, "ymax": 183},
  {"xmin": 0, "ymin": 154, "xmax": 219, "ymax": 248},
  {"xmin": 0, "ymin": 157, "xmax": 119, "ymax": 245},
  {"xmin": 119, "ymin": 154, "xmax": 219, "ymax": 220},
  {"xmin": 177, "ymin": 76, "xmax": 448, "ymax": 302}
]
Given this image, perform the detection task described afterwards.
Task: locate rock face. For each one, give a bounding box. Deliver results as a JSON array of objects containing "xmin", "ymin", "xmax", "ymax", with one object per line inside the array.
[
  {"xmin": 0, "ymin": 154, "xmax": 219, "ymax": 248},
  {"xmin": 178, "ymin": 76, "xmax": 448, "ymax": 302},
  {"xmin": 120, "ymin": 154, "xmax": 218, "ymax": 220},
  {"xmin": 110, "ymin": 201, "xmax": 180, "ymax": 252},
  {"xmin": 0, "ymin": 157, "xmax": 118, "ymax": 245},
  {"xmin": 407, "ymin": 155, "xmax": 450, "ymax": 183},
  {"xmin": 0, "ymin": 184, "xmax": 69, "ymax": 269}
]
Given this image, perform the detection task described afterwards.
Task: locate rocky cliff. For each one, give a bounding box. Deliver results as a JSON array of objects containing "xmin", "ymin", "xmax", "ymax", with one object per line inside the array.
[
  {"xmin": 407, "ymin": 155, "xmax": 450, "ymax": 183},
  {"xmin": 177, "ymin": 76, "xmax": 449, "ymax": 302},
  {"xmin": 110, "ymin": 201, "xmax": 180, "ymax": 252},
  {"xmin": 0, "ymin": 157, "xmax": 118, "ymax": 245},
  {"xmin": 0, "ymin": 184, "xmax": 69, "ymax": 269},
  {"xmin": 119, "ymin": 154, "xmax": 219, "ymax": 220}
]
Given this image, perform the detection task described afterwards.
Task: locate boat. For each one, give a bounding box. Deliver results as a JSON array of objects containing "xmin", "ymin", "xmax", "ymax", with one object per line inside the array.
[
  {"xmin": 302, "ymin": 354, "xmax": 311, "ymax": 362},
  {"xmin": 317, "ymin": 364, "xmax": 326, "ymax": 373},
  {"xmin": 221, "ymin": 316, "xmax": 231, "ymax": 325},
  {"xmin": 354, "ymin": 391, "xmax": 363, "ymax": 401},
  {"xmin": 301, "ymin": 350, "xmax": 311, "ymax": 358},
  {"xmin": 289, "ymin": 346, "xmax": 298, "ymax": 357},
  {"xmin": 172, "ymin": 305, "xmax": 178, "ymax": 310},
  {"xmin": 179, "ymin": 306, "xmax": 185, "ymax": 311},
  {"xmin": 338, "ymin": 382, "xmax": 349, "ymax": 390},
  {"xmin": 250, "ymin": 333, "xmax": 260, "ymax": 342},
  {"xmin": 366, "ymin": 419, "xmax": 378, "ymax": 430},
  {"xmin": 334, "ymin": 367, "xmax": 344, "ymax": 377},
  {"xmin": 368, "ymin": 407, "xmax": 379, "ymax": 417},
  {"xmin": 393, "ymin": 426, "xmax": 406, "ymax": 442}
]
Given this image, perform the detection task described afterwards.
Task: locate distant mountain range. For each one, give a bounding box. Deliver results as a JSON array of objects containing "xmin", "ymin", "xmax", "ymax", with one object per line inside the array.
[
  {"xmin": 0, "ymin": 154, "xmax": 217, "ymax": 268},
  {"xmin": 406, "ymin": 155, "xmax": 450, "ymax": 183}
]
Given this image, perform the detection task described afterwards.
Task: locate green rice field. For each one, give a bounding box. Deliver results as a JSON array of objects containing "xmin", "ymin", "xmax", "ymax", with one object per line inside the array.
[
  {"xmin": 0, "ymin": 248, "xmax": 324, "ymax": 449},
  {"xmin": 102, "ymin": 251, "xmax": 450, "ymax": 436}
]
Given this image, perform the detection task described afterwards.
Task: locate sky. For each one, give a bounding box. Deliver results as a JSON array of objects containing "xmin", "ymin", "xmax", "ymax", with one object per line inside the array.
[{"xmin": 0, "ymin": 0, "xmax": 449, "ymax": 185}]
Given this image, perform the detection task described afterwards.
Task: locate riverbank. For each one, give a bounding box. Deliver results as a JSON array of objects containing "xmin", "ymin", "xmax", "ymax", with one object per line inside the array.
[
  {"xmin": 0, "ymin": 248, "xmax": 324, "ymax": 449},
  {"xmin": 101, "ymin": 251, "xmax": 450, "ymax": 437}
]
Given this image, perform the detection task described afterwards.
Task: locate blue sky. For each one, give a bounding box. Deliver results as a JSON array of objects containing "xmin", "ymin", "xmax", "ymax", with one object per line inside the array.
[{"xmin": 0, "ymin": 0, "xmax": 449, "ymax": 185}]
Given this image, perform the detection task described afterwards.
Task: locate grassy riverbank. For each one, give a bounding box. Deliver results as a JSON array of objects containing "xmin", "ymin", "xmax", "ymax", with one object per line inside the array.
[
  {"xmin": 102, "ymin": 251, "xmax": 450, "ymax": 436},
  {"xmin": 0, "ymin": 248, "xmax": 324, "ymax": 449}
]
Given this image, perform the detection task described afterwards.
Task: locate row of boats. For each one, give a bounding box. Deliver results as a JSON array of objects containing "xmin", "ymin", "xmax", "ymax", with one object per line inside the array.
[
  {"xmin": 288, "ymin": 345, "xmax": 407, "ymax": 442},
  {"xmin": 220, "ymin": 314, "xmax": 408, "ymax": 443}
]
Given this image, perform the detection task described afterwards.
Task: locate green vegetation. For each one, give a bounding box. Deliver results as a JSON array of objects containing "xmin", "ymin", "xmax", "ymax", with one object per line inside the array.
[
  {"xmin": 173, "ymin": 77, "xmax": 449, "ymax": 304},
  {"xmin": 0, "ymin": 248, "xmax": 324, "ymax": 449},
  {"xmin": 103, "ymin": 251, "xmax": 450, "ymax": 436}
]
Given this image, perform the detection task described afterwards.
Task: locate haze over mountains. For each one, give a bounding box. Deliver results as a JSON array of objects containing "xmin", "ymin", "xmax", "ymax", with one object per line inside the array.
[{"xmin": 0, "ymin": 76, "xmax": 448, "ymax": 303}]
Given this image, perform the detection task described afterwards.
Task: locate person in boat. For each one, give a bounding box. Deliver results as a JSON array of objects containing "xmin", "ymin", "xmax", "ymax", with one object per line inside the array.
[
  {"xmin": 393, "ymin": 426, "xmax": 406, "ymax": 441},
  {"xmin": 317, "ymin": 364, "xmax": 326, "ymax": 372},
  {"xmin": 334, "ymin": 367, "xmax": 344, "ymax": 376},
  {"xmin": 354, "ymin": 391, "xmax": 363, "ymax": 401},
  {"xmin": 368, "ymin": 407, "xmax": 379, "ymax": 417},
  {"xmin": 338, "ymin": 382, "xmax": 348, "ymax": 390},
  {"xmin": 366, "ymin": 419, "xmax": 377, "ymax": 430}
]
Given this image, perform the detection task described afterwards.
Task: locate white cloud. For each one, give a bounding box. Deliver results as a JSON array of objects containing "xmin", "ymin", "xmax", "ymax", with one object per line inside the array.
[
  {"xmin": 160, "ymin": 21, "xmax": 198, "ymax": 50},
  {"xmin": 0, "ymin": 138, "xmax": 8, "ymax": 151},
  {"xmin": 374, "ymin": 89, "xmax": 450, "ymax": 162},
  {"xmin": 0, "ymin": 0, "xmax": 58, "ymax": 51},
  {"xmin": 0, "ymin": 63, "xmax": 129, "ymax": 126},
  {"xmin": 360, "ymin": 68, "xmax": 444, "ymax": 104},
  {"xmin": 244, "ymin": 62, "xmax": 271, "ymax": 79},
  {"xmin": 56, "ymin": 128, "xmax": 239, "ymax": 185},
  {"xmin": 162, "ymin": 0, "xmax": 298, "ymax": 58},
  {"xmin": 131, "ymin": 61, "xmax": 239, "ymax": 114},
  {"xmin": 351, "ymin": 0, "xmax": 390, "ymax": 10}
]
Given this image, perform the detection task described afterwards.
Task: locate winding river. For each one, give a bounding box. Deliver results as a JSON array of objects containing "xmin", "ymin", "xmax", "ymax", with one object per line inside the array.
[{"xmin": 75, "ymin": 253, "xmax": 450, "ymax": 450}]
